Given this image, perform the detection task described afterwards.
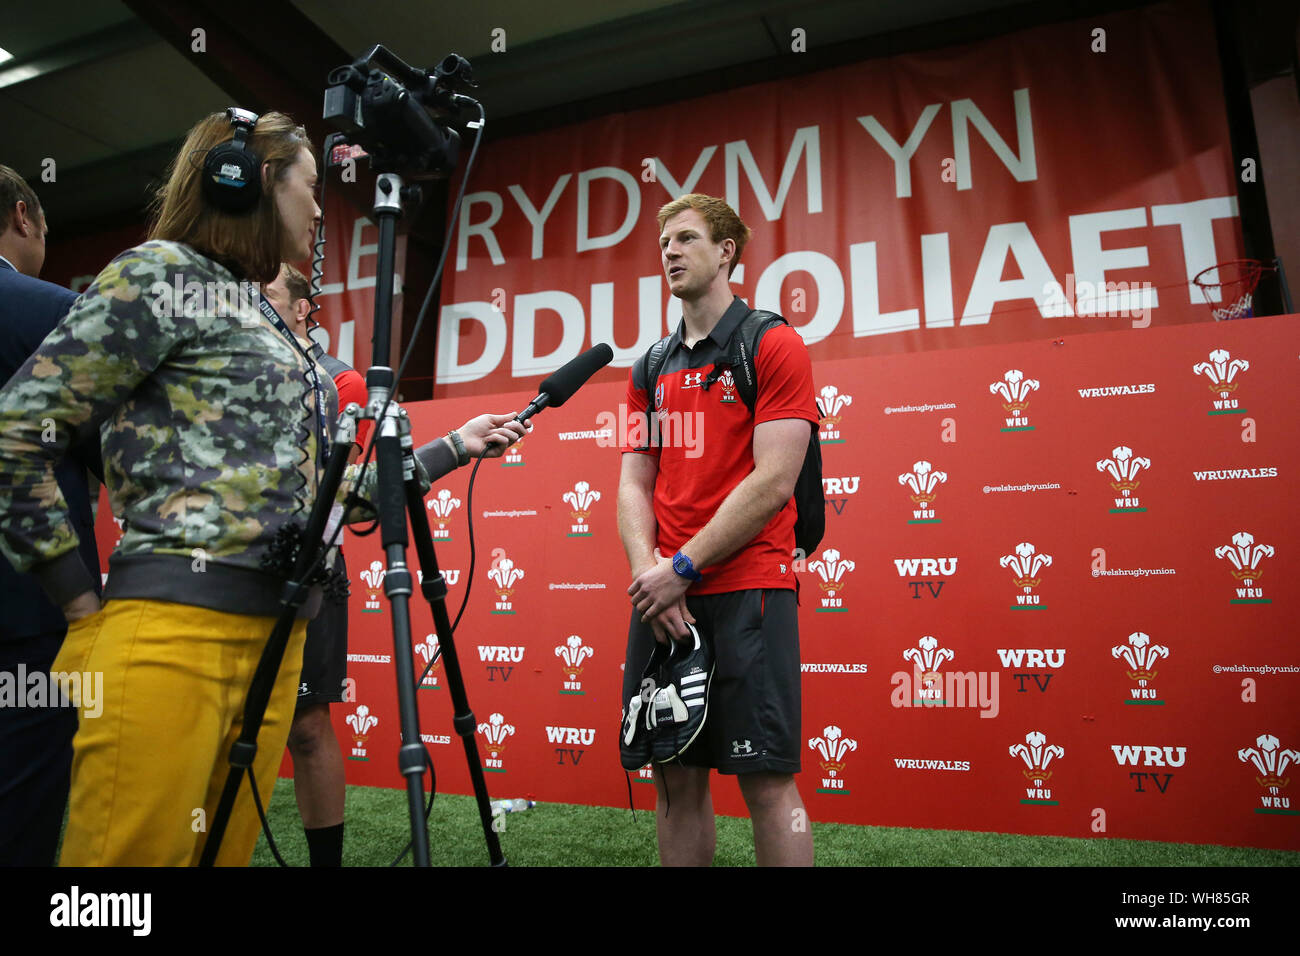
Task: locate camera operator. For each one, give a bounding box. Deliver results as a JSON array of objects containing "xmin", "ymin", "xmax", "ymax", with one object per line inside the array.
[{"xmin": 0, "ymin": 110, "xmax": 522, "ymax": 866}]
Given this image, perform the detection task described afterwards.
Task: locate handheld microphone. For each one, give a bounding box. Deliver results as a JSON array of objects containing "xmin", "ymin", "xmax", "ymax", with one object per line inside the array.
[{"xmin": 516, "ymin": 343, "xmax": 614, "ymax": 423}]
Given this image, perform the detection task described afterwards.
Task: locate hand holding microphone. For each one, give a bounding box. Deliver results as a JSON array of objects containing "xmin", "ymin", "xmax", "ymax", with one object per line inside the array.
[
  {"xmin": 442, "ymin": 344, "xmax": 612, "ymax": 463},
  {"xmin": 456, "ymin": 413, "xmax": 529, "ymax": 458}
]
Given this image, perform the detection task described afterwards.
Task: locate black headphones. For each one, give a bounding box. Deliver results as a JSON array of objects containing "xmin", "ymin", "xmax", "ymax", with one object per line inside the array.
[{"xmin": 201, "ymin": 107, "xmax": 262, "ymax": 213}]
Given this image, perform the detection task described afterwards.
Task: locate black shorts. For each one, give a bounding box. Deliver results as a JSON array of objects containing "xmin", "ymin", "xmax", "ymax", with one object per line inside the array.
[
  {"xmin": 622, "ymin": 588, "xmax": 801, "ymax": 774},
  {"xmin": 296, "ymin": 552, "xmax": 348, "ymax": 711}
]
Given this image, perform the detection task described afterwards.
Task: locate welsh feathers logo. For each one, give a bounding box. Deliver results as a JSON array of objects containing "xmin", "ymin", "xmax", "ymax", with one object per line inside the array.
[
  {"xmin": 502, "ymin": 435, "xmax": 525, "ymax": 467},
  {"xmin": 1009, "ymin": 731, "xmax": 1064, "ymax": 806},
  {"xmin": 1111, "ymin": 631, "xmax": 1168, "ymax": 705},
  {"xmin": 477, "ymin": 712, "xmax": 516, "ymax": 771},
  {"xmin": 555, "ymin": 635, "xmax": 593, "ymax": 695},
  {"xmin": 1000, "ymin": 542, "xmax": 1051, "ymax": 609},
  {"xmin": 899, "ymin": 460, "xmax": 947, "ymax": 524},
  {"xmin": 345, "ymin": 704, "xmax": 378, "ymax": 761},
  {"xmin": 818, "ymin": 385, "xmax": 851, "ymax": 444},
  {"xmin": 808, "ymin": 725, "xmax": 857, "ymax": 794},
  {"xmin": 717, "ymin": 368, "xmax": 737, "ymax": 404},
  {"xmin": 990, "ymin": 370, "xmax": 1039, "ymax": 432},
  {"xmin": 1215, "ymin": 531, "xmax": 1274, "ymax": 605},
  {"xmin": 360, "ymin": 560, "xmax": 385, "ymax": 612},
  {"xmin": 808, "ymin": 548, "xmax": 854, "ymax": 613},
  {"xmin": 1193, "ymin": 349, "xmax": 1249, "ymax": 415},
  {"xmin": 903, "ymin": 636, "xmax": 954, "ymax": 704},
  {"xmin": 1238, "ymin": 734, "xmax": 1300, "ymax": 815},
  {"xmin": 415, "ymin": 633, "xmax": 442, "ymax": 690},
  {"xmin": 487, "ymin": 554, "xmax": 525, "ymax": 614},
  {"xmin": 562, "ymin": 481, "xmax": 601, "ymax": 537},
  {"xmin": 426, "ymin": 489, "xmax": 461, "ymax": 540},
  {"xmin": 1097, "ymin": 446, "xmax": 1150, "ymax": 514}
]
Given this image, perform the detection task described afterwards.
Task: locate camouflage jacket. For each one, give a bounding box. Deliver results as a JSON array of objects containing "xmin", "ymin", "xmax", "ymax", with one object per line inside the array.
[{"xmin": 0, "ymin": 241, "xmax": 456, "ymax": 617}]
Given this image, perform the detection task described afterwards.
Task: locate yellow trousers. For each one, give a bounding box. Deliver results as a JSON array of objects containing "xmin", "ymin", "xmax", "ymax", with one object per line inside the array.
[{"xmin": 52, "ymin": 599, "xmax": 307, "ymax": 866}]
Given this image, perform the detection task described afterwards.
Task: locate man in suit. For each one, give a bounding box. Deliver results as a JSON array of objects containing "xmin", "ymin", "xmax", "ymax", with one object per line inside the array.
[{"xmin": 0, "ymin": 165, "xmax": 102, "ymax": 865}]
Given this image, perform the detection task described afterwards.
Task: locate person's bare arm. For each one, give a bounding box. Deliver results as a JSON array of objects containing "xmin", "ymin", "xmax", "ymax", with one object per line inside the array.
[
  {"xmin": 618, "ymin": 451, "xmax": 659, "ymax": 579},
  {"xmin": 619, "ymin": 451, "xmax": 694, "ymax": 642},
  {"xmin": 62, "ymin": 590, "xmax": 101, "ymax": 623},
  {"xmin": 679, "ymin": 418, "xmax": 808, "ymax": 569}
]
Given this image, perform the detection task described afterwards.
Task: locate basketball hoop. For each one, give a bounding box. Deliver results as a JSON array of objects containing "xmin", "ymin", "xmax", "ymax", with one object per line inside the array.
[{"xmin": 1192, "ymin": 259, "xmax": 1275, "ymax": 321}]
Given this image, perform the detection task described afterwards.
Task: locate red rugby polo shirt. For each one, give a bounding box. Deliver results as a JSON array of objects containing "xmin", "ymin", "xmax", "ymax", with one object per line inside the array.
[{"xmin": 622, "ymin": 296, "xmax": 818, "ymax": 595}]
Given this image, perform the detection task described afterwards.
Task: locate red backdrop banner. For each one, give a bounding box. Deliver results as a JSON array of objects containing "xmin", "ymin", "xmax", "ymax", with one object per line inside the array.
[
  {"xmin": 172, "ymin": 312, "xmax": 1294, "ymax": 852},
  {"xmin": 435, "ymin": 2, "xmax": 1243, "ymax": 401}
]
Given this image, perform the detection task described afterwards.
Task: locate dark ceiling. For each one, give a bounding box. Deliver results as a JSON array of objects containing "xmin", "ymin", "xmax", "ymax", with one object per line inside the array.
[
  {"xmin": 0, "ymin": 0, "xmax": 1099, "ymax": 229},
  {"xmin": 1, "ymin": 1, "xmax": 1293, "ymax": 231}
]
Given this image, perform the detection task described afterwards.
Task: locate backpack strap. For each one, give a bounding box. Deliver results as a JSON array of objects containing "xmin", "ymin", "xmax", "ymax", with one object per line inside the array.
[
  {"xmin": 702, "ymin": 309, "xmax": 788, "ymax": 412},
  {"xmin": 310, "ymin": 343, "xmax": 351, "ymax": 382},
  {"xmin": 635, "ymin": 334, "xmax": 673, "ymax": 450},
  {"xmin": 643, "ymin": 306, "xmax": 786, "ymax": 420}
]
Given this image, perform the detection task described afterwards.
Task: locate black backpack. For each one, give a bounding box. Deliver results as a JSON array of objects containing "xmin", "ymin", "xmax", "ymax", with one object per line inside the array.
[{"xmin": 639, "ymin": 309, "xmax": 825, "ymax": 558}]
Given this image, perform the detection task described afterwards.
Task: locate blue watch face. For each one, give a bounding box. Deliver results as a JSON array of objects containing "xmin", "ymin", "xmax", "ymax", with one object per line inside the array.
[{"xmin": 673, "ymin": 552, "xmax": 698, "ymax": 579}]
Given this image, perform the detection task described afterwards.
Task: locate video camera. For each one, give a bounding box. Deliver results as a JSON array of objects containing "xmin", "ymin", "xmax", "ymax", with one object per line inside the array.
[{"xmin": 323, "ymin": 44, "xmax": 475, "ymax": 176}]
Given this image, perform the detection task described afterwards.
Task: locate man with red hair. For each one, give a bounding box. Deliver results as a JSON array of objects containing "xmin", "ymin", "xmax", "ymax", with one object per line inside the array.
[{"xmin": 620, "ymin": 194, "xmax": 817, "ymax": 866}]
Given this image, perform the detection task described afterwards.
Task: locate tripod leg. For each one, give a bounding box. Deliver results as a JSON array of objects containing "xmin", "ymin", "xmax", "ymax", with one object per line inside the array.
[
  {"xmin": 373, "ymin": 408, "xmax": 432, "ymax": 867},
  {"xmin": 402, "ymin": 444, "xmax": 508, "ymax": 867}
]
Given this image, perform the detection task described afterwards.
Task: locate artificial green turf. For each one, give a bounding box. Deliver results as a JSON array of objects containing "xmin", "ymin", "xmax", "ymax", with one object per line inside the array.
[{"xmin": 251, "ymin": 778, "xmax": 1300, "ymax": 867}]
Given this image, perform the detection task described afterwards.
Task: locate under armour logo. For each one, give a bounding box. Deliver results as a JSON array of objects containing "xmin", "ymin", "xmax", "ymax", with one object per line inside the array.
[
  {"xmin": 732, "ymin": 739, "xmax": 753, "ymax": 754},
  {"xmin": 683, "ymin": 371, "xmax": 704, "ymax": 387},
  {"xmin": 298, "ymin": 682, "xmax": 309, "ymax": 695}
]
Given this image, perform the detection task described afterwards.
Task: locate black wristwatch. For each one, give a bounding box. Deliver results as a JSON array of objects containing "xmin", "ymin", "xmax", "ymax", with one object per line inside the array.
[
  {"xmin": 447, "ymin": 429, "xmax": 470, "ymax": 466},
  {"xmin": 672, "ymin": 550, "xmax": 702, "ymax": 582}
]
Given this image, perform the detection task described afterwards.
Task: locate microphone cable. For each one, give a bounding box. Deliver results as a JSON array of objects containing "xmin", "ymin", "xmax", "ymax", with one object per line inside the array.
[{"xmin": 305, "ymin": 133, "xmax": 343, "ymax": 335}]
